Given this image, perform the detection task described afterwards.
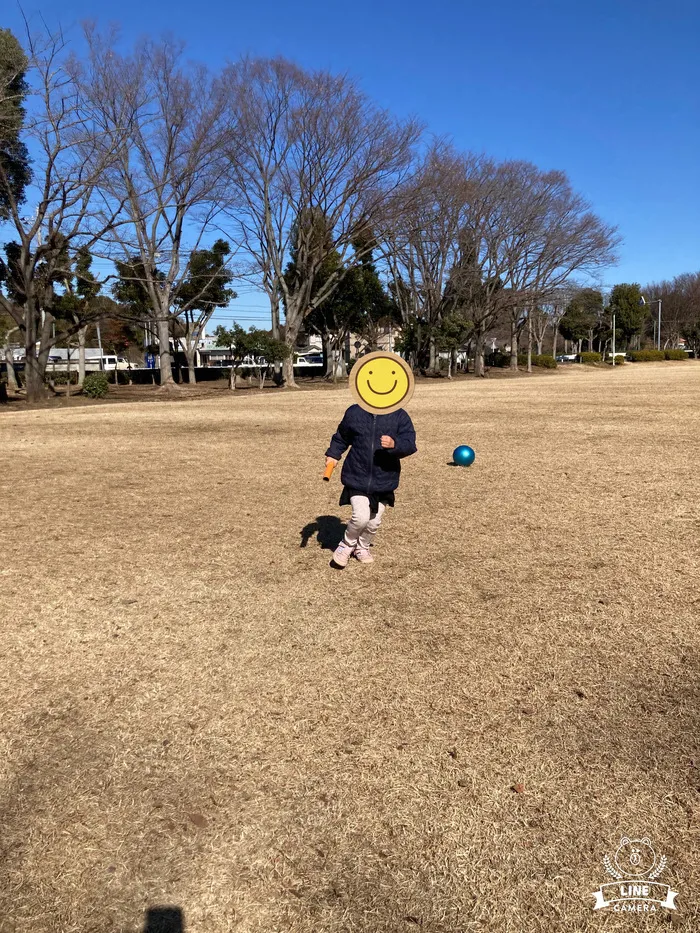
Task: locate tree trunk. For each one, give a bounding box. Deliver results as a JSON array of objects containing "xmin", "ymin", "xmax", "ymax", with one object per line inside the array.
[
  {"xmin": 282, "ymin": 311, "xmax": 302, "ymax": 388},
  {"xmin": 156, "ymin": 316, "xmax": 176, "ymax": 389},
  {"xmin": 228, "ymin": 363, "xmax": 236, "ymax": 390},
  {"xmin": 510, "ymin": 320, "xmax": 518, "ymax": 371},
  {"xmin": 429, "ymin": 335, "xmax": 438, "ymax": 372},
  {"xmin": 552, "ymin": 324, "xmax": 559, "ymax": 358},
  {"xmin": 473, "ymin": 322, "xmax": 486, "ymax": 378},
  {"xmin": 281, "ymin": 354, "xmax": 295, "ymax": 386},
  {"xmin": 588, "ymin": 330, "xmax": 593, "ymax": 351},
  {"xmin": 527, "ymin": 312, "xmax": 533, "ymax": 373},
  {"xmin": 24, "ymin": 305, "xmax": 52, "ymax": 403},
  {"xmin": 536, "ymin": 336, "xmax": 543, "ymax": 356},
  {"xmin": 24, "ymin": 303, "xmax": 41, "ymax": 403},
  {"xmin": 185, "ymin": 346, "xmax": 197, "ymax": 384},
  {"xmin": 78, "ymin": 326, "xmax": 87, "ymax": 387},
  {"xmin": 271, "ymin": 296, "xmax": 283, "ymax": 386},
  {"xmin": 329, "ymin": 336, "xmax": 346, "ymax": 383},
  {"xmin": 323, "ymin": 332, "xmax": 334, "ymax": 380},
  {"xmin": 4, "ymin": 343, "xmax": 18, "ymax": 392}
]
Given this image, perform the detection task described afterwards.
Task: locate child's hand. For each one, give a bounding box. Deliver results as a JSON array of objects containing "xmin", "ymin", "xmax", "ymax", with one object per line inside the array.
[
  {"xmin": 380, "ymin": 435, "xmax": 395, "ymax": 449},
  {"xmin": 326, "ymin": 456, "xmax": 338, "ymax": 467}
]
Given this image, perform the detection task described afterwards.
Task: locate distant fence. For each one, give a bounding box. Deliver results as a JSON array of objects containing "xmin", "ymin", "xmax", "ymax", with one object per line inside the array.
[
  {"xmin": 130, "ymin": 364, "xmax": 325, "ymax": 384},
  {"xmin": 21, "ymin": 362, "xmax": 327, "ymax": 388}
]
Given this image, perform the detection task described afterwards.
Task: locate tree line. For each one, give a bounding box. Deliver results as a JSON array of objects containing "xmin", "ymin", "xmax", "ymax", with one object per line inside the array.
[{"xmin": 0, "ymin": 23, "xmax": 623, "ymax": 402}]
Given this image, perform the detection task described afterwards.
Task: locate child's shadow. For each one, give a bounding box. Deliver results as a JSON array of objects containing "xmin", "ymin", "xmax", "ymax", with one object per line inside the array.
[{"xmin": 300, "ymin": 515, "xmax": 345, "ymax": 551}]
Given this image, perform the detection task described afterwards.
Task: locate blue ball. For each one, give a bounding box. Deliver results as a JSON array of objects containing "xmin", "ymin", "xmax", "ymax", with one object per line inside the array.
[{"xmin": 453, "ymin": 445, "xmax": 475, "ymax": 467}]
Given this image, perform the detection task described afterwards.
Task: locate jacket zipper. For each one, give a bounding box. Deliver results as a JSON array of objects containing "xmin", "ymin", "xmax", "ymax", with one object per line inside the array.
[{"xmin": 367, "ymin": 414, "xmax": 376, "ymax": 493}]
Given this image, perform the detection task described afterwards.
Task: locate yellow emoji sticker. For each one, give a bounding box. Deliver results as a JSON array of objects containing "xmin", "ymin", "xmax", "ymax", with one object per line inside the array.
[{"xmin": 349, "ymin": 350, "xmax": 415, "ymax": 414}]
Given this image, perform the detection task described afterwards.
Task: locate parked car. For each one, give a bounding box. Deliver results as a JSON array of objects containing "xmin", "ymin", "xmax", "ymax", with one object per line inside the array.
[
  {"xmin": 294, "ymin": 353, "xmax": 324, "ymax": 367},
  {"xmin": 555, "ymin": 354, "xmax": 577, "ymax": 363}
]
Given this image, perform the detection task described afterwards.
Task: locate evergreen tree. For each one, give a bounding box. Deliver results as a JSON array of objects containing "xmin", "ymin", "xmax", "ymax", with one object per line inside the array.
[
  {"xmin": 560, "ymin": 289, "xmax": 603, "ymax": 349},
  {"xmin": 0, "ymin": 28, "xmax": 31, "ymax": 218},
  {"xmin": 175, "ymin": 240, "xmax": 236, "ymax": 316},
  {"xmin": 212, "ymin": 323, "xmax": 289, "ymax": 391},
  {"xmin": 174, "ymin": 240, "xmax": 236, "ymax": 383},
  {"xmin": 113, "ymin": 257, "xmax": 166, "ymax": 318},
  {"xmin": 51, "ymin": 245, "xmax": 103, "ymax": 385},
  {"xmin": 609, "ymin": 283, "xmax": 646, "ymax": 344},
  {"xmin": 287, "ymin": 219, "xmax": 397, "ymax": 379}
]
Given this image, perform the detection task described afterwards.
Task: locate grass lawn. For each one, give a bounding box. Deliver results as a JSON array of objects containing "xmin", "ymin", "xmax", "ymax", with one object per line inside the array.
[{"xmin": 1, "ymin": 362, "xmax": 699, "ymax": 932}]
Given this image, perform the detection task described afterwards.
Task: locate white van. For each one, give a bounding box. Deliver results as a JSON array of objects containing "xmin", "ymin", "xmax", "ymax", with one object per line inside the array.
[{"xmin": 45, "ymin": 353, "xmax": 135, "ymax": 372}]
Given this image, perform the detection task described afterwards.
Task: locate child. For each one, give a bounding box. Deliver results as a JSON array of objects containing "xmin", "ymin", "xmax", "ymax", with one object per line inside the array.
[{"xmin": 325, "ymin": 403, "xmax": 417, "ymax": 566}]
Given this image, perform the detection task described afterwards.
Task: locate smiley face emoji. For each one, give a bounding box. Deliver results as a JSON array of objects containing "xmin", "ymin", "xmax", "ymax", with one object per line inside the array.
[{"xmin": 349, "ymin": 350, "xmax": 415, "ymax": 414}]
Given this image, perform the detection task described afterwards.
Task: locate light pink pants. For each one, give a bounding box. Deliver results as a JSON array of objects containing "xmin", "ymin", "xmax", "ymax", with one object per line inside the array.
[{"xmin": 343, "ymin": 496, "xmax": 386, "ymax": 550}]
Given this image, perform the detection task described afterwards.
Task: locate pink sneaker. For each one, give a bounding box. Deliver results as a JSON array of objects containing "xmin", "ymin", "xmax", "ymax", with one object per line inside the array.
[
  {"xmin": 354, "ymin": 547, "xmax": 374, "ymax": 563},
  {"xmin": 332, "ymin": 542, "xmax": 354, "ymax": 567}
]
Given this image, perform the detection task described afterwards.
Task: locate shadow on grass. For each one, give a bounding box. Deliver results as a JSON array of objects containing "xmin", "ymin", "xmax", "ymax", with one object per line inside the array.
[
  {"xmin": 143, "ymin": 907, "xmax": 185, "ymax": 933},
  {"xmin": 300, "ymin": 515, "xmax": 345, "ymax": 551},
  {"xmin": 143, "ymin": 906, "xmax": 184, "ymax": 932}
]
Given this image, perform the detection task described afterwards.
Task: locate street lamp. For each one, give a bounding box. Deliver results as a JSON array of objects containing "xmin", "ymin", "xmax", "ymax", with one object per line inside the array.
[{"xmin": 640, "ymin": 295, "xmax": 662, "ymax": 351}]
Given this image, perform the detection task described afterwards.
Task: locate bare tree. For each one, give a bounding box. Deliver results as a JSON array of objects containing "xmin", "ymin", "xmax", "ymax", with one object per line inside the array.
[
  {"xmin": 81, "ymin": 30, "xmax": 232, "ymax": 389},
  {"xmin": 177, "ymin": 309, "xmax": 212, "ymax": 381},
  {"xmin": 380, "ymin": 143, "xmax": 471, "ymax": 371},
  {"xmin": 507, "ymin": 305, "xmax": 528, "ymax": 370},
  {"xmin": 222, "ymin": 58, "xmax": 421, "ymax": 386},
  {"xmin": 499, "ymin": 162, "xmax": 620, "ymax": 326},
  {"xmin": 464, "ymin": 160, "xmax": 619, "ymax": 375},
  {"xmin": 545, "ymin": 286, "xmax": 579, "ymax": 357},
  {"xmin": 449, "ymin": 158, "xmax": 519, "ymax": 378},
  {"xmin": 0, "ymin": 27, "xmax": 129, "ymax": 402},
  {"xmin": 530, "ymin": 305, "xmax": 550, "ymax": 356},
  {"xmin": 643, "ymin": 272, "xmax": 700, "ymax": 350}
]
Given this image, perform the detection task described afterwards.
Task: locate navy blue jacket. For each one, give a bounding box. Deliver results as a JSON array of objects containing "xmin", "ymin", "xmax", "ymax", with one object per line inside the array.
[{"xmin": 326, "ymin": 404, "xmax": 417, "ymax": 494}]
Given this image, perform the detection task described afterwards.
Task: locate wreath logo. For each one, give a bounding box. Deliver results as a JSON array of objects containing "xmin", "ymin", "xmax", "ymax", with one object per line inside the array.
[{"xmin": 592, "ymin": 837, "xmax": 678, "ymax": 912}]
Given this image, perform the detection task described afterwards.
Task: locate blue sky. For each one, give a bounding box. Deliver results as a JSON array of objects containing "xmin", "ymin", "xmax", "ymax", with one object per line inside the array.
[{"xmin": 4, "ymin": 0, "xmax": 699, "ymax": 328}]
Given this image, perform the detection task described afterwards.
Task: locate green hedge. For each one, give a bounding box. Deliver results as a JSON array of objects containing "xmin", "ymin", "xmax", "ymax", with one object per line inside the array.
[
  {"xmin": 664, "ymin": 349, "xmax": 688, "ymax": 360},
  {"xmin": 485, "ymin": 351, "xmax": 511, "ymax": 368},
  {"xmin": 513, "ymin": 353, "xmax": 558, "ymax": 368},
  {"xmin": 47, "ymin": 371, "xmax": 79, "ymax": 385},
  {"xmin": 606, "ymin": 356, "xmax": 625, "ymax": 365},
  {"xmin": 83, "ymin": 372, "xmax": 109, "ymax": 398},
  {"xmin": 628, "ymin": 349, "xmax": 665, "ymax": 362},
  {"xmin": 580, "ymin": 351, "xmax": 602, "ymax": 364}
]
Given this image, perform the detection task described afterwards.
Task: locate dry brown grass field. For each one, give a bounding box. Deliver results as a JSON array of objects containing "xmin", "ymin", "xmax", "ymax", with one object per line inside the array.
[{"xmin": 2, "ymin": 362, "xmax": 700, "ymax": 933}]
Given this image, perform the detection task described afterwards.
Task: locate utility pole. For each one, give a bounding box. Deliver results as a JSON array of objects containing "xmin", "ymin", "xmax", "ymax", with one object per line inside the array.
[
  {"xmin": 641, "ymin": 295, "xmax": 662, "ymax": 351},
  {"xmin": 96, "ymin": 321, "xmax": 104, "ymax": 371},
  {"xmin": 612, "ymin": 311, "xmax": 616, "ymax": 366}
]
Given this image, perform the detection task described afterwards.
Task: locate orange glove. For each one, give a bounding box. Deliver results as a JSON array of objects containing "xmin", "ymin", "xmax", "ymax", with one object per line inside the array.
[{"xmin": 323, "ymin": 458, "xmax": 338, "ymax": 481}]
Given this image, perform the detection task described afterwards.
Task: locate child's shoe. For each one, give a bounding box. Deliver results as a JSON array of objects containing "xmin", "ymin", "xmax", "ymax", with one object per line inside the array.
[
  {"xmin": 354, "ymin": 547, "xmax": 374, "ymax": 563},
  {"xmin": 332, "ymin": 542, "xmax": 354, "ymax": 567}
]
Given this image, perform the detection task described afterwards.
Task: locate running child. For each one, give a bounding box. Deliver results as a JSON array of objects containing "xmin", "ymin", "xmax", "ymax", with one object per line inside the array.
[{"xmin": 325, "ymin": 403, "xmax": 417, "ymax": 566}]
